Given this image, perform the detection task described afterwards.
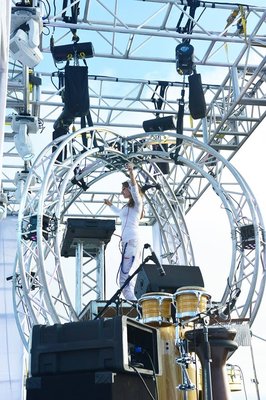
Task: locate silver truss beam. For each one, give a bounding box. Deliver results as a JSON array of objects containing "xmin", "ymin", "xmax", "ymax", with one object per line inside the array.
[
  {"xmin": 13, "ymin": 129, "xmax": 266, "ymax": 347},
  {"xmin": 2, "ymin": 0, "xmax": 266, "ymax": 348}
]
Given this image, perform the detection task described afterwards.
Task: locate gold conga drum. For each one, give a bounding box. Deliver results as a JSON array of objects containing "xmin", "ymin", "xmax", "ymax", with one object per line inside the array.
[
  {"xmin": 175, "ymin": 286, "xmax": 210, "ymax": 321},
  {"xmin": 138, "ymin": 292, "xmax": 173, "ymax": 327},
  {"xmin": 137, "ymin": 292, "xmax": 200, "ymax": 399}
]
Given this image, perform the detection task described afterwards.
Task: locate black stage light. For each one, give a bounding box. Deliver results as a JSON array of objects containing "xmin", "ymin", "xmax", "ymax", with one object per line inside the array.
[
  {"xmin": 141, "ymin": 183, "xmax": 161, "ymax": 193},
  {"xmin": 23, "ymin": 215, "xmax": 51, "ymax": 241},
  {"xmin": 142, "ymin": 117, "xmax": 174, "ymax": 175},
  {"xmin": 51, "ymin": 42, "xmax": 94, "ymax": 62},
  {"xmin": 240, "ymin": 224, "xmax": 256, "ymax": 250},
  {"xmin": 143, "ymin": 116, "xmax": 176, "ymax": 132},
  {"xmin": 152, "ymin": 143, "xmax": 169, "ymax": 175},
  {"xmin": 175, "ymin": 42, "xmax": 195, "ymax": 75},
  {"xmin": 142, "ymin": 116, "xmax": 174, "ymax": 175}
]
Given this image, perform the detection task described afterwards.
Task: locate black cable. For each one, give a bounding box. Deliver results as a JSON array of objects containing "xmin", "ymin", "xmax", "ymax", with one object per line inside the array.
[
  {"xmin": 129, "ymin": 364, "xmax": 156, "ymax": 400},
  {"xmin": 39, "ymin": 0, "xmax": 51, "ymax": 19},
  {"xmin": 142, "ymin": 349, "xmax": 159, "ymax": 400},
  {"xmin": 192, "ymin": 322, "xmax": 200, "ymax": 400}
]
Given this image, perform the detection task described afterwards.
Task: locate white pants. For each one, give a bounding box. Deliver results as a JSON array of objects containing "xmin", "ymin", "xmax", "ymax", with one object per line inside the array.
[{"xmin": 119, "ymin": 239, "xmax": 141, "ymax": 300}]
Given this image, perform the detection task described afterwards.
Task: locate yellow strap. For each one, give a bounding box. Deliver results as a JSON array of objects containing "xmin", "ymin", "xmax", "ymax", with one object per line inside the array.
[
  {"xmin": 239, "ymin": 6, "xmax": 247, "ymax": 40},
  {"xmin": 190, "ymin": 115, "xmax": 193, "ymax": 129}
]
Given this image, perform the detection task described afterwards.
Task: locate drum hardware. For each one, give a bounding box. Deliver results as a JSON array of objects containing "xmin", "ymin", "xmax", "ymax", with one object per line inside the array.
[
  {"xmin": 185, "ymin": 325, "xmax": 238, "ymax": 400},
  {"xmin": 135, "ymin": 303, "xmax": 142, "ymax": 321},
  {"xmin": 175, "ymin": 338, "xmax": 196, "ymax": 392},
  {"xmin": 178, "ymin": 313, "xmax": 210, "ymax": 329}
]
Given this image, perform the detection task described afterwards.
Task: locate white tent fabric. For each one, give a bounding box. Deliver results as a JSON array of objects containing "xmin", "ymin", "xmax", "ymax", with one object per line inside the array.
[
  {"xmin": 0, "ymin": 216, "xmax": 24, "ymax": 400},
  {"xmin": 0, "ymin": 0, "xmax": 11, "ymax": 186}
]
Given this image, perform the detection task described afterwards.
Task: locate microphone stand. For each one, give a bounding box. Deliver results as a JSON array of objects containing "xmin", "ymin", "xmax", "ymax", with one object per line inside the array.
[
  {"xmin": 201, "ymin": 321, "xmax": 213, "ymax": 400},
  {"xmin": 94, "ymin": 255, "xmax": 152, "ymax": 320}
]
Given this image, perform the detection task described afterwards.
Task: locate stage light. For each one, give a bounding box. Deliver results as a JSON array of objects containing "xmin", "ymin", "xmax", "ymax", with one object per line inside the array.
[
  {"xmin": 14, "ymin": 170, "xmax": 36, "ymax": 203},
  {"xmin": 12, "ymin": 114, "xmax": 39, "ymax": 161},
  {"xmin": 23, "ymin": 215, "xmax": 51, "ymax": 241},
  {"xmin": 142, "ymin": 116, "xmax": 176, "ymax": 132},
  {"xmin": 0, "ymin": 193, "xmax": 8, "ymax": 221},
  {"xmin": 10, "ymin": 6, "xmax": 43, "ymax": 67},
  {"xmin": 9, "ymin": 28, "xmax": 42, "ymax": 68},
  {"xmin": 175, "ymin": 42, "xmax": 195, "ymax": 75},
  {"xmin": 14, "ymin": 124, "xmax": 34, "ymax": 160},
  {"xmin": 51, "ymin": 42, "xmax": 94, "ymax": 63},
  {"xmin": 142, "ymin": 116, "xmax": 172, "ymax": 175},
  {"xmin": 240, "ymin": 224, "xmax": 256, "ymax": 250}
]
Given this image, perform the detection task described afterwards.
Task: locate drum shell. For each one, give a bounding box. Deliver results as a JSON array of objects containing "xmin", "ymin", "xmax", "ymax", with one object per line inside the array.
[
  {"xmin": 175, "ymin": 286, "xmax": 210, "ymax": 320},
  {"xmin": 156, "ymin": 325, "xmax": 199, "ymax": 400},
  {"xmin": 138, "ymin": 292, "xmax": 173, "ymax": 327}
]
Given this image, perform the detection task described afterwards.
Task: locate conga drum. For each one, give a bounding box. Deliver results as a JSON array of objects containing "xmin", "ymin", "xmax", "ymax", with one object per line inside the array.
[
  {"xmin": 138, "ymin": 292, "xmax": 173, "ymax": 327},
  {"xmin": 175, "ymin": 286, "xmax": 210, "ymax": 321}
]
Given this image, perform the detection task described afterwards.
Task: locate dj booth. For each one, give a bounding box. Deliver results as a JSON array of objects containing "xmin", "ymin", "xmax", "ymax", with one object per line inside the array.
[{"xmin": 61, "ymin": 218, "xmax": 116, "ymax": 257}]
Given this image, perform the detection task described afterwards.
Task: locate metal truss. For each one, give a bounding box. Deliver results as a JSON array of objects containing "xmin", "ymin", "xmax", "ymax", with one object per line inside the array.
[
  {"xmin": 2, "ymin": 0, "xmax": 266, "ymax": 347},
  {"xmin": 13, "ymin": 129, "xmax": 266, "ymax": 347},
  {"xmin": 4, "ymin": 0, "xmax": 266, "ymax": 204}
]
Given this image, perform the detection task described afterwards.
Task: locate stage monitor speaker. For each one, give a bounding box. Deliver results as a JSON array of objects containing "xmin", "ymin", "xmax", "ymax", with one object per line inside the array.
[
  {"xmin": 26, "ymin": 371, "xmax": 156, "ymax": 400},
  {"xmin": 134, "ymin": 264, "xmax": 204, "ymax": 299},
  {"xmin": 30, "ymin": 316, "xmax": 160, "ymax": 377}
]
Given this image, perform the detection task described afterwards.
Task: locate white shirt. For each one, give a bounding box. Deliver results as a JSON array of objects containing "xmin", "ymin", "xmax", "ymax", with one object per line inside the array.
[{"xmin": 110, "ymin": 185, "xmax": 143, "ymax": 243}]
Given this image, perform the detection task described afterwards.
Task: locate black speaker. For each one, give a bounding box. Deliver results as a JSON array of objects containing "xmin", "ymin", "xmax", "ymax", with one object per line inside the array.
[
  {"xmin": 188, "ymin": 73, "xmax": 206, "ymax": 120},
  {"xmin": 26, "ymin": 371, "xmax": 156, "ymax": 400},
  {"xmin": 134, "ymin": 264, "xmax": 204, "ymax": 299},
  {"xmin": 64, "ymin": 65, "xmax": 90, "ymax": 117}
]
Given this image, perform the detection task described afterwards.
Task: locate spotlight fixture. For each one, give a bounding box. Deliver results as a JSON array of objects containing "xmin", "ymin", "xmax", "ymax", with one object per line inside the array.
[
  {"xmin": 175, "ymin": 42, "xmax": 195, "ymax": 75},
  {"xmin": 14, "ymin": 170, "xmax": 36, "ymax": 203},
  {"xmin": 10, "ymin": 6, "xmax": 43, "ymax": 67},
  {"xmin": 12, "ymin": 114, "xmax": 39, "ymax": 161},
  {"xmin": 143, "ymin": 116, "xmax": 176, "ymax": 132},
  {"xmin": 0, "ymin": 193, "xmax": 8, "ymax": 220},
  {"xmin": 14, "ymin": 125, "xmax": 34, "ymax": 160},
  {"xmin": 142, "ymin": 117, "xmax": 172, "ymax": 175},
  {"xmin": 240, "ymin": 224, "xmax": 256, "ymax": 250},
  {"xmin": 10, "ymin": 28, "xmax": 42, "ymax": 68},
  {"xmin": 23, "ymin": 214, "xmax": 51, "ymax": 241},
  {"xmin": 141, "ymin": 183, "xmax": 161, "ymax": 193},
  {"xmin": 12, "ymin": 114, "xmax": 39, "ymax": 133}
]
